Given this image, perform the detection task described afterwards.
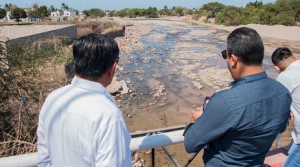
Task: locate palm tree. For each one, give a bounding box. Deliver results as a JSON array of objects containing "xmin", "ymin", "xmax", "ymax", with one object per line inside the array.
[{"xmin": 61, "ymin": 3, "xmax": 66, "ymax": 11}]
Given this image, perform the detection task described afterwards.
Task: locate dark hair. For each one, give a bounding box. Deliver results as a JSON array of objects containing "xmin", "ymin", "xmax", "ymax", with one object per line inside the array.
[
  {"xmin": 271, "ymin": 47, "xmax": 293, "ymax": 65},
  {"xmin": 72, "ymin": 33, "xmax": 119, "ymax": 79},
  {"xmin": 227, "ymin": 27, "xmax": 264, "ymax": 66}
]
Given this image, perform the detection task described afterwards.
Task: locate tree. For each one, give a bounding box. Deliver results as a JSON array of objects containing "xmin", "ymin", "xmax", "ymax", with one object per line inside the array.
[
  {"xmin": 202, "ymin": 2, "xmax": 225, "ymax": 12},
  {"xmin": 61, "ymin": 3, "xmax": 69, "ymax": 11},
  {"xmin": 33, "ymin": 3, "xmax": 39, "ymax": 10},
  {"xmin": 108, "ymin": 10, "xmax": 116, "ymax": 17},
  {"xmin": 89, "ymin": 8, "xmax": 105, "ymax": 17},
  {"xmin": 145, "ymin": 7, "xmax": 158, "ymax": 18},
  {"xmin": 116, "ymin": 9, "xmax": 127, "ymax": 17},
  {"xmin": 82, "ymin": 10, "xmax": 90, "ymax": 16},
  {"xmin": 174, "ymin": 6, "xmax": 184, "ymax": 16},
  {"xmin": 0, "ymin": 8, "xmax": 6, "ymax": 19},
  {"xmin": 159, "ymin": 5, "xmax": 170, "ymax": 15},
  {"xmin": 9, "ymin": 7, "xmax": 27, "ymax": 24},
  {"xmin": 49, "ymin": 5, "xmax": 56, "ymax": 12},
  {"xmin": 246, "ymin": 0, "xmax": 264, "ymax": 8},
  {"xmin": 288, "ymin": 0, "xmax": 300, "ymax": 21},
  {"xmin": 215, "ymin": 6, "xmax": 241, "ymax": 26},
  {"xmin": 4, "ymin": 3, "xmax": 17, "ymax": 12},
  {"xmin": 38, "ymin": 6, "xmax": 50, "ymax": 21}
]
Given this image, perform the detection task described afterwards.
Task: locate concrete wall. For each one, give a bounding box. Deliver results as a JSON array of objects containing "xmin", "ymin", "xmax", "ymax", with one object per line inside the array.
[{"xmin": 2, "ymin": 25, "xmax": 77, "ymax": 46}]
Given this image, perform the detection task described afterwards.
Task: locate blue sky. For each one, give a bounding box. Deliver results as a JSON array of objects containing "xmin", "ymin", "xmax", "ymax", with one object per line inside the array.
[{"xmin": 3, "ymin": 0, "xmax": 277, "ymax": 11}]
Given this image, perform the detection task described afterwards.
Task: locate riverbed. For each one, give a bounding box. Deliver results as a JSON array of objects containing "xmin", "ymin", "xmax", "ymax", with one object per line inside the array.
[{"xmin": 113, "ymin": 18, "xmax": 299, "ymax": 166}]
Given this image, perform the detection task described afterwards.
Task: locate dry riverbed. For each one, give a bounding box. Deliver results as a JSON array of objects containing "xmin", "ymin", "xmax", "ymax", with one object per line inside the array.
[{"xmin": 110, "ymin": 17, "xmax": 299, "ymax": 166}]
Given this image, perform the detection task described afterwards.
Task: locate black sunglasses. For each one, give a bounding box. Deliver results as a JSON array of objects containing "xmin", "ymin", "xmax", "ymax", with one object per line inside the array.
[
  {"xmin": 221, "ymin": 50, "xmax": 232, "ymax": 59},
  {"xmin": 115, "ymin": 57, "xmax": 119, "ymax": 63}
]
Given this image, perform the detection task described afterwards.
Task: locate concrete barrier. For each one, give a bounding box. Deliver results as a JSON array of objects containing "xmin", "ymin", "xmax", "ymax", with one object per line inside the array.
[{"xmin": 0, "ymin": 25, "xmax": 77, "ymax": 46}]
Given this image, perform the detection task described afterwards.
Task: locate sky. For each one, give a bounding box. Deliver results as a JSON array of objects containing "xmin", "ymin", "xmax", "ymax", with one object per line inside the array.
[{"xmin": 3, "ymin": 0, "xmax": 277, "ymax": 11}]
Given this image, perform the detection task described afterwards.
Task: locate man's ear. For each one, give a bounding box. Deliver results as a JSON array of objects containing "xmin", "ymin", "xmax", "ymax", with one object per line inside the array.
[
  {"xmin": 231, "ymin": 54, "xmax": 239, "ymax": 69},
  {"xmin": 274, "ymin": 65, "xmax": 281, "ymax": 73},
  {"xmin": 108, "ymin": 62, "xmax": 117, "ymax": 78}
]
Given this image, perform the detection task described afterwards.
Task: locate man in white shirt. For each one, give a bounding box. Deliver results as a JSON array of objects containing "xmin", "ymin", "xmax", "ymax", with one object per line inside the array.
[
  {"xmin": 37, "ymin": 33, "xmax": 132, "ymax": 167},
  {"xmin": 271, "ymin": 47, "xmax": 300, "ymax": 167}
]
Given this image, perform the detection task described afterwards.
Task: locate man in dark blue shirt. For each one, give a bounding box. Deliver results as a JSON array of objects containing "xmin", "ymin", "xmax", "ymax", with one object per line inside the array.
[{"xmin": 184, "ymin": 27, "xmax": 291, "ymax": 166}]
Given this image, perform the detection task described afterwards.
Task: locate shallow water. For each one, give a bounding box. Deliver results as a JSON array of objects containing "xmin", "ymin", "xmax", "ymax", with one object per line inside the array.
[{"xmin": 116, "ymin": 19, "xmax": 286, "ymax": 132}]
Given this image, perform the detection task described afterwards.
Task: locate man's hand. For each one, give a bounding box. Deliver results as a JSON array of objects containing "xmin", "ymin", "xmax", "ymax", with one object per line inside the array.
[{"xmin": 191, "ymin": 106, "xmax": 204, "ymax": 121}]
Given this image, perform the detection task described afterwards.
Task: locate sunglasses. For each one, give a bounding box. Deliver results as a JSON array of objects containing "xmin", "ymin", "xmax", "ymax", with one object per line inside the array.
[
  {"xmin": 221, "ymin": 50, "xmax": 232, "ymax": 59},
  {"xmin": 115, "ymin": 57, "xmax": 119, "ymax": 63}
]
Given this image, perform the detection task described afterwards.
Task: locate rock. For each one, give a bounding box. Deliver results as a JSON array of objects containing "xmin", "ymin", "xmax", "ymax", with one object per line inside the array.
[
  {"xmin": 134, "ymin": 154, "xmax": 140, "ymax": 162},
  {"xmin": 120, "ymin": 80, "xmax": 129, "ymax": 94},
  {"xmin": 118, "ymin": 66, "xmax": 124, "ymax": 71},
  {"xmin": 106, "ymin": 76, "xmax": 121, "ymax": 94},
  {"xmin": 128, "ymin": 115, "xmax": 132, "ymax": 118},
  {"xmin": 192, "ymin": 81, "xmax": 203, "ymax": 89},
  {"xmin": 146, "ymin": 150, "xmax": 152, "ymax": 155}
]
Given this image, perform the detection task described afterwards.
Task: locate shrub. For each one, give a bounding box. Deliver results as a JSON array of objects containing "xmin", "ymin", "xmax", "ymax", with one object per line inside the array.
[
  {"xmin": 76, "ymin": 20, "xmax": 117, "ymax": 37},
  {"xmin": 0, "ymin": 37, "xmax": 72, "ymax": 157},
  {"xmin": 192, "ymin": 14, "xmax": 201, "ymax": 20},
  {"xmin": 215, "ymin": 6, "xmax": 241, "ymax": 26}
]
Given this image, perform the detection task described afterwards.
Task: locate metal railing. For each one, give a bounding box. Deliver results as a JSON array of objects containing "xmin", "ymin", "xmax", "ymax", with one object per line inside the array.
[
  {"xmin": 0, "ymin": 125, "xmax": 287, "ymax": 167},
  {"xmin": 0, "ymin": 125, "xmax": 186, "ymax": 167}
]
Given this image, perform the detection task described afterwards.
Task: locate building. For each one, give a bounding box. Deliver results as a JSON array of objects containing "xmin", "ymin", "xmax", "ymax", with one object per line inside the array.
[
  {"xmin": 50, "ymin": 10, "xmax": 64, "ymax": 17},
  {"xmin": 50, "ymin": 10, "xmax": 77, "ymax": 20}
]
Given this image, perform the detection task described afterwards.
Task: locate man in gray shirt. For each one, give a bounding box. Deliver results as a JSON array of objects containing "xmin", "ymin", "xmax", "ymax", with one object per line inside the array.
[{"xmin": 272, "ymin": 47, "xmax": 300, "ymax": 167}]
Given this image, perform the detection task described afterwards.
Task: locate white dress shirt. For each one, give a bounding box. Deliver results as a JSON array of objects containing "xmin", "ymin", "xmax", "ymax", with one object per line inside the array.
[
  {"xmin": 277, "ymin": 60, "xmax": 300, "ymax": 144},
  {"xmin": 37, "ymin": 76, "xmax": 132, "ymax": 167}
]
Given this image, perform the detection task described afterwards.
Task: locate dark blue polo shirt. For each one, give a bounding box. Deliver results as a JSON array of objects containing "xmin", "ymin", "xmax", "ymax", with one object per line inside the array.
[{"xmin": 184, "ymin": 71, "xmax": 291, "ymax": 166}]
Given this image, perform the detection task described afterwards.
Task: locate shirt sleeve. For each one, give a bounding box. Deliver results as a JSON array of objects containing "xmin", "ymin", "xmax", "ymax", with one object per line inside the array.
[
  {"xmin": 184, "ymin": 93, "xmax": 232, "ymax": 153},
  {"xmin": 94, "ymin": 117, "xmax": 131, "ymax": 167},
  {"xmin": 37, "ymin": 100, "xmax": 51, "ymax": 167}
]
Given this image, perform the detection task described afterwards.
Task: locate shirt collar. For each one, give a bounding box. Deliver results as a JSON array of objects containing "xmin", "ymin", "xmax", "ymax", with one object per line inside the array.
[
  {"xmin": 71, "ymin": 76, "xmax": 117, "ymax": 104},
  {"xmin": 229, "ymin": 71, "xmax": 267, "ymax": 87},
  {"xmin": 285, "ymin": 59, "xmax": 300, "ymax": 71}
]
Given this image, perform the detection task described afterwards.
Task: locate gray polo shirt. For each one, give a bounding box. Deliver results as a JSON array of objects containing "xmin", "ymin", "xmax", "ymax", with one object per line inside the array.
[{"xmin": 277, "ymin": 59, "xmax": 300, "ymax": 144}]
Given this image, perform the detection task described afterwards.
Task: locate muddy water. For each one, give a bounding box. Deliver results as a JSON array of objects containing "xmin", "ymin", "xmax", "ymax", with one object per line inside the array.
[{"xmin": 115, "ymin": 19, "xmax": 298, "ymax": 166}]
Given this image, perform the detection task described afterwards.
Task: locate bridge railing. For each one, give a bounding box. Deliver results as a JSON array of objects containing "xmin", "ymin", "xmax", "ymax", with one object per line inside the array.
[{"xmin": 0, "ymin": 125, "xmax": 186, "ymax": 167}]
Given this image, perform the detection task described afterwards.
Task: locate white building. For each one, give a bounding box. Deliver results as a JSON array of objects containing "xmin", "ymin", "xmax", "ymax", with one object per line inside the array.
[
  {"xmin": 63, "ymin": 11, "xmax": 76, "ymax": 17},
  {"xmin": 49, "ymin": 10, "xmax": 76, "ymax": 20},
  {"xmin": 50, "ymin": 10, "xmax": 64, "ymax": 17}
]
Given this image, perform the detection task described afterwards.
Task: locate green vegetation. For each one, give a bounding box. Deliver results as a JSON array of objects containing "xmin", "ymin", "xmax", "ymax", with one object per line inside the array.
[
  {"xmin": 214, "ymin": 0, "xmax": 300, "ymax": 26},
  {"xmin": 109, "ymin": 0, "xmax": 299, "ymax": 26},
  {"xmin": 28, "ymin": 5, "xmax": 50, "ymax": 21},
  {"xmin": 116, "ymin": 7, "xmax": 158, "ymax": 18},
  {"xmin": 83, "ymin": 8, "xmax": 105, "ymax": 18},
  {"xmin": 9, "ymin": 7, "xmax": 27, "ymax": 24},
  {"xmin": 0, "ymin": 8, "xmax": 6, "ymax": 19}
]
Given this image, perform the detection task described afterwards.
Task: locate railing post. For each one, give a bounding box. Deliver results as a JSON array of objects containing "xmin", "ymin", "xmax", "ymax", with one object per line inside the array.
[
  {"xmin": 162, "ymin": 146, "xmax": 181, "ymax": 167},
  {"xmin": 152, "ymin": 148, "xmax": 155, "ymax": 167}
]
